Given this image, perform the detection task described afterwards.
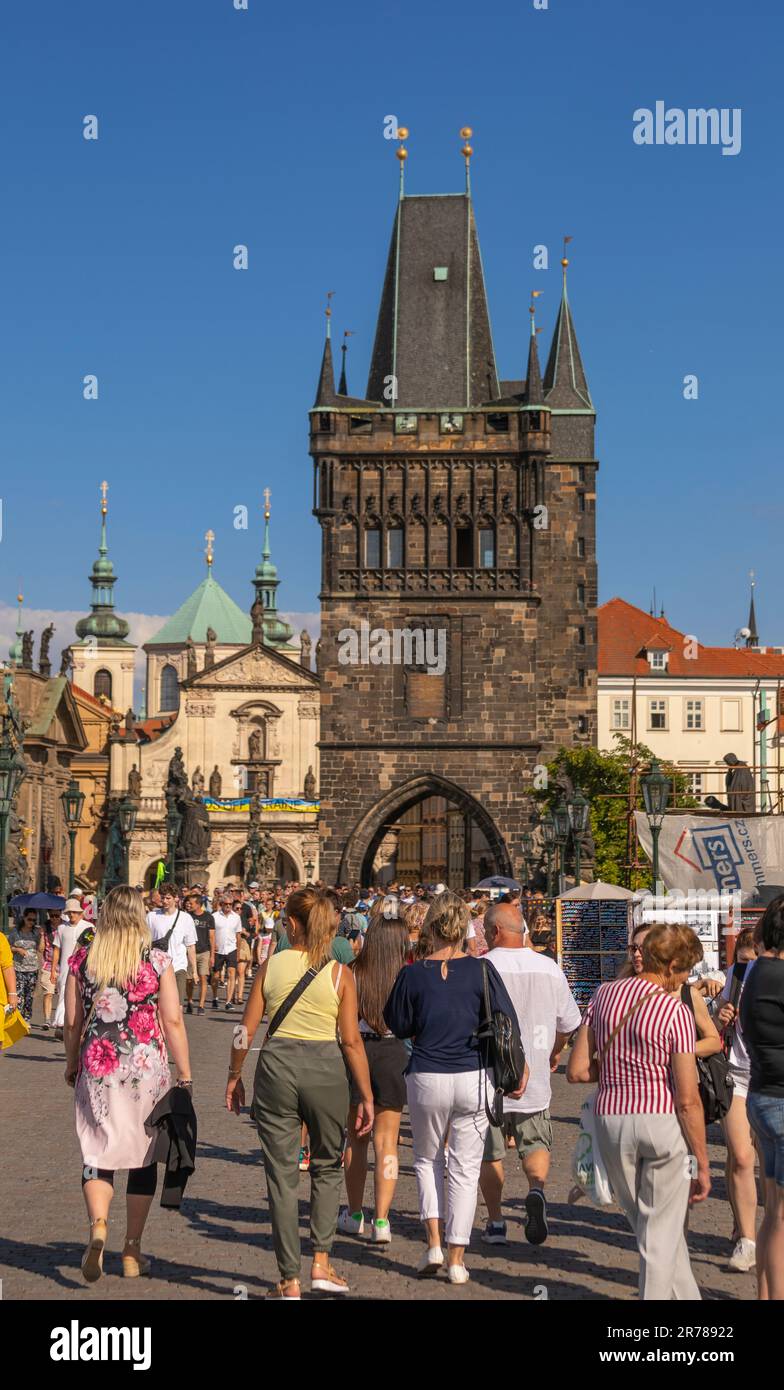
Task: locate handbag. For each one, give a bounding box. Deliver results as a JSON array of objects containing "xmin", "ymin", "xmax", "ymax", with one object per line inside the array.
[
  {"xmin": 680, "ymin": 983, "xmax": 733, "ymax": 1124},
  {"xmin": 1, "ymin": 1006, "xmax": 30, "ymax": 1051},
  {"xmin": 476, "ymin": 960, "xmax": 527, "ymax": 1127}
]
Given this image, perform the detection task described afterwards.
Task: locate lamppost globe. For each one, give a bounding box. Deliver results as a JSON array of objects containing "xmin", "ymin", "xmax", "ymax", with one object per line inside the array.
[
  {"xmin": 305, "ymin": 859, "xmax": 314, "ymax": 882},
  {"xmin": 567, "ymin": 786, "xmax": 590, "ymax": 839},
  {"xmin": 641, "ymin": 758, "xmax": 671, "ymax": 891},
  {"xmin": 552, "ymin": 799, "xmax": 570, "ymax": 846},
  {"xmin": 60, "ymin": 777, "xmax": 85, "ymax": 894},
  {"xmin": 118, "ymin": 797, "xmax": 137, "ymax": 839}
]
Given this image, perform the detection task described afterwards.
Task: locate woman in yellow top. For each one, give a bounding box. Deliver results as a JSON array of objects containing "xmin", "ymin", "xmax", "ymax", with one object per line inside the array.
[
  {"xmin": 1, "ymin": 930, "xmax": 19, "ymax": 1025},
  {"xmin": 226, "ymin": 886, "xmax": 373, "ymax": 1300}
]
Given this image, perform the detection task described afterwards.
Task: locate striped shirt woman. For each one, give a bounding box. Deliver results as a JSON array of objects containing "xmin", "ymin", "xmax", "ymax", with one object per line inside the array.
[{"xmin": 583, "ymin": 974, "xmax": 696, "ymax": 1115}]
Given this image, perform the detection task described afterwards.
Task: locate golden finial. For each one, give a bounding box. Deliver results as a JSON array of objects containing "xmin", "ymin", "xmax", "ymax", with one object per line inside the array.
[
  {"xmin": 100, "ymin": 480, "xmax": 109, "ymax": 515},
  {"xmin": 562, "ymin": 234, "xmax": 573, "ymax": 272},
  {"xmin": 460, "ymin": 127, "xmax": 474, "ymax": 193},
  {"xmin": 263, "ymin": 487, "xmax": 271, "ymax": 521},
  {"xmin": 17, "ymin": 591, "xmax": 23, "ymax": 606},
  {"xmin": 205, "ymin": 529, "xmax": 215, "ymax": 570}
]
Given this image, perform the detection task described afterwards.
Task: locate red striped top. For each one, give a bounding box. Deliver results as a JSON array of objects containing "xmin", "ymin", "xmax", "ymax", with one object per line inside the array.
[{"xmin": 583, "ymin": 976, "xmax": 696, "ymax": 1115}]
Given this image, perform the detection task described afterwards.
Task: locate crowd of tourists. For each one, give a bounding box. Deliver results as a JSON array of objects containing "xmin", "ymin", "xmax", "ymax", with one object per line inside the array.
[{"xmin": 3, "ymin": 873, "xmax": 784, "ymax": 1302}]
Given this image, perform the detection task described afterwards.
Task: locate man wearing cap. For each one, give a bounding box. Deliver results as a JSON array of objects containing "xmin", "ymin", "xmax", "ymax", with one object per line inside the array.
[{"xmin": 50, "ymin": 897, "xmax": 86, "ymax": 1038}]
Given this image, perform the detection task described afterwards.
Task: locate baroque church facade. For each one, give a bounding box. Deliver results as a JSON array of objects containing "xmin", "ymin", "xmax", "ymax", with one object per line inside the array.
[{"xmin": 311, "ymin": 154, "xmax": 598, "ymax": 886}]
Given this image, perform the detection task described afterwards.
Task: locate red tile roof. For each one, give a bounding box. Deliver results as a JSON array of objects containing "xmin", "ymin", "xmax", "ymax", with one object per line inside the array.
[
  {"xmin": 136, "ymin": 716, "xmax": 175, "ymax": 742},
  {"xmin": 72, "ymin": 684, "xmax": 119, "ymax": 714},
  {"xmin": 599, "ymin": 598, "xmax": 784, "ymax": 678}
]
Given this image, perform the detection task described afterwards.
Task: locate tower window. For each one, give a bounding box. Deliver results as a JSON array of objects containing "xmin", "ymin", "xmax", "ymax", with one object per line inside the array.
[
  {"xmin": 160, "ymin": 664, "xmax": 180, "ymax": 712},
  {"xmin": 578, "ymin": 465, "xmax": 586, "ymax": 482},
  {"xmin": 455, "ymin": 526, "xmax": 473, "ymax": 569},
  {"xmin": 365, "ymin": 528, "xmax": 381, "ymax": 568},
  {"xmin": 578, "ymin": 668, "xmax": 586, "ymax": 688},
  {"xmin": 318, "ymin": 412, "xmax": 333, "ymax": 432},
  {"xmin": 577, "ymin": 582, "xmax": 585, "ymax": 605},
  {"xmin": 577, "ymin": 626, "xmax": 586, "ymax": 646},
  {"xmin": 387, "ymin": 528, "xmax": 404, "ymax": 568},
  {"xmin": 486, "ymin": 413, "xmax": 509, "ymax": 433},
  {"xmin": 94, "ymin": 669, "xmax": 112, "ymax": 702},
  {"xmin": 528, "ymin": 412, "xmax": 541, "ymax": 431},
  {"xmin": 578, "ymin": 492, "xmax": 586, "ymax": 513},
  {"xmin": 577, "ymin": 537, "xmax": 586, "ymax": 558},
  {"xmin": 577, "ymin": 715, "xmax": 588, "ymax": 734},
  {"xmin": 478, "ymin": 527, "xmax": 495, "ymax": 568},
  {"xmin": 349, "ymin": 415, "xmax": 373, "ymax": 435}
]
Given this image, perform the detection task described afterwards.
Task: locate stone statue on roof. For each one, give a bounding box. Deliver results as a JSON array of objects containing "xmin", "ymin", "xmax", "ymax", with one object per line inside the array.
[
  {"xmin": 251, "ymin": 596, "xmax": 265, "ymax": 645},
  {"xmin": 300, "ymin": 630, "xmax": 312, "ymax": 670},
  {"xmin": 204, "ymin": 627, "xmax": 216, "ymax": 669},
  {"xmin": 186, "ymin": 636, "xmax": 197, "ymax": 679}
]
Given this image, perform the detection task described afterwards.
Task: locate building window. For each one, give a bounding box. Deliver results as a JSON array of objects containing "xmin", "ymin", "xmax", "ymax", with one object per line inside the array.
[
  {"xmin": 649, "ymin": 699, "xmax": 667, "ymax": 730},
  {"xmin": 349, "ymin": 415, "xmax": 372, "ymax": 435},
  {"xmin": 528, "ymin": 411, "xmax": 541, "ymax": 431},
  {"xmin": 478, "ymin": 527, "xmax": 495, "ymax": 568},
  {"xmin": 578, "ymin": 668, "xmax": 586, "ymax": 688},
  {"xmin": 577, "ymin": 715, "xmax": 588, "ymax": 734},
  {"xmin": 318, "ymin": 412, "xmax": 333, "ymax": 432},
  {"xmin": 577, "ymin": 626, "xmax": 586, "ymax": 646},
  {"xmin": 685, "ymin": 699, "xmax": 704, "ymax": 731},
  {"xmin": 612, "ymin": 698, "xmax": 630, "ymax": 730},
  {"xmin": 649, "ymin": 649, "xmax": 668, "ymax": 670},
  {"xmin": 486, "ymin": 413, "xmax": 509, "ymax": 433},
  {"xmin": 577, "ymin": 537, "xmax": 586, "ymax": 558},
  {"xmin": 365, "ymin": 528, "xmax": 381, "ymax": 568},
  {"xmin": 687, "ymin": 772, "xmax": 704, "ymax": 799},
  {"xmin": 160, "ymin": 664, "xmax": 180, "ymax": 712},
  {"xmin": 386, "ymin": 527, "xmax": 404, "ymax": 568},
  {"xmin": 578, "ymin": 465, "xmax": 586, "ymax": 482},
  {"xmin": 94, "ymin": 668, "xmax": 112, "ymax": 702},
  {"xmin": 577, "ymin": 582, "xmax": 585, "ymax": 605},
  {"xmin": 578, "ymin": 492, "xmax": 586, "ymax": 513},
  {"xmin": 455, "ymin": 526, "xmax": 473, "ymax": 568},
  {"xmin": 721, "ymin": 697, "xmax": 742, "ymax": 732}
]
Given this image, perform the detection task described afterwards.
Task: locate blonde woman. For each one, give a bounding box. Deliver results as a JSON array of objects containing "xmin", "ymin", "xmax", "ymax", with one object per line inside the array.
[
  {"xmin": 226, "ymin": 886, "xmax": 373, "ymax": 1300},
  {"xmin": 63, "ymin": 885, "xmax": 192, "ymax": 1284},
  {"xmin": 384, "ymin": 891, "xmax": 522, "ymax": 1284}
]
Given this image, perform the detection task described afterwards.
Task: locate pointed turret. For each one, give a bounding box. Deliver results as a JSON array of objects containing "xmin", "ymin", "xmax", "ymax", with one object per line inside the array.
[
  {"xmin": 252, "ymin": 490, "xmax": 294, "ymax": 649},
  {"xmin": 75, "ymin": 482, "xmax": 130, "ymax": 645},
  {"xmin": 338, "ymin": 331, "xmax": 353, "ymax": 395},
  {"xmin": 746, "ymin": 575, "xmax": 759, "ymax": 647},
  {"xmin": 314, "ymin": 333, "xmax": 338, "ymax": 407},
  {"xmin": 524, "ymin": 302, "xmax": 544, "ymax": 404},
  {"xmin": 543, "ymin": 258, "xmax": 593, "ymax": 409}
]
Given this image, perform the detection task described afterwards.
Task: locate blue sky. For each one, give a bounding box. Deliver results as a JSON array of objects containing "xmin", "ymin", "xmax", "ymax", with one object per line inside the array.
[{"xmin": 1, "ymin": 0, "xmax": 780, "ymax": 670}]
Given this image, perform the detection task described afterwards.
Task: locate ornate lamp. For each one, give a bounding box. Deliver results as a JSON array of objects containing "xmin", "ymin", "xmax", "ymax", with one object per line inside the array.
[
  {"xmin": 60, "ymin": 777, "xmax": 85, "ymax": 893},
  {"xmin": 641, "ymin": 758, "xmax": 671, "ymax": 891},
  {"xmin": 567, "ymin": 786, "xmax": 591, "ymax": 886}
]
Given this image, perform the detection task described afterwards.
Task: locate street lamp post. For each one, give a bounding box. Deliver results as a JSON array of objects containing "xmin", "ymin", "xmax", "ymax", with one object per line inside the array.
[
  {"xmin": 305, "ymin": 858, "xmax": 314, "ymax": 883},
  {"xmin": 540, "ymin": 812, "xmax": 556, "ymax": 899},
  {"xmin": 60, "ymin": 777, "xmax": 85, "ymax": 895},
  {"xmin": 0, "ymin": 678, "xmax": 27, "ymax": 932},
  {"xmin": 567, "ymin": 786, "xmax": 591, "ymax": 887},
  {"xmin": 521, "ymin": 831, "xmax": 534, "ymax": 888},
  {"xmin": 118, "ymin": 796, "xmax": 138, "ymax": 885},
  {"xmin": 641, "ymin": 758, "xmax": 671, "ymax": 893},
  {"xmin": 552, "ymin": 799, "xmax": 570, "ymax": 896}
]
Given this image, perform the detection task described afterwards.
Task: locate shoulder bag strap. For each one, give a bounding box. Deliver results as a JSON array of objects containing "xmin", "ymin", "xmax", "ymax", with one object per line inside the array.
[
  {"xmin": 597, "ymin": 987, "xmax": 666, "ymax": 1068},
  {"xmin": 264, "ymin": 962, "xmax": 325, "ymax": 1043},
  {"xmin": 157, "ymin": 909, "xmax": 181, "ymax": 953}
]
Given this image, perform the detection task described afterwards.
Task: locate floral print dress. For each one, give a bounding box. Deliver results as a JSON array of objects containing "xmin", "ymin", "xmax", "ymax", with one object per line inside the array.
[{"xmin": 70, "ymin": 946, "xmax": 172, "ymax": 1170}]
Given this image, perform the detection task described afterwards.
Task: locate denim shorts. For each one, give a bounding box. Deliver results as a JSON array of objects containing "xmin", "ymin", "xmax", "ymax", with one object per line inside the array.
[{"xmin": 747, "ymin": 1092, "xmax": 784, "ymax": 1187}]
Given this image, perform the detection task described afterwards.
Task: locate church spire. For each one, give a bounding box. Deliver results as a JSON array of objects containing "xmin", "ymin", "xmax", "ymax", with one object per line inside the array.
[
  {"xmin": 75, "ymin": 482, "xmax": 130, "ymax": 644},
  {"xmin": 746, "ymin": 572, "xmax": 759, "ymax": 647},
  {"xmin": 252, "ymin": 489, "xmax": 293, "ymax": 649},
  {"xmin": 314, "ymin": 292, "xmax": 338, "ymax": 406},
  {"xmin": 338, "ymin": 331, "xmax": 353, "ymax": 395},
  {"xmin": 524, "ymin": 292, "xmax": 544, "ymax": 404},
  {"xmin": 8, "ymin": 590, "xmax": 24, "ymax": 666},
  {"xmin": 543, "ymin": 250, "xmax": 593, "ymax": 409}
]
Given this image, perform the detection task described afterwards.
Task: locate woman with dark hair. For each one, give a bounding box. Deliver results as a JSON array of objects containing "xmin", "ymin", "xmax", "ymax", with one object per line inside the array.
[
  {"xmin": 568, "ymin": 923, "xmax": 709, "ymax": 1300},
  {"xmin": 739, "ymin": 894, "xmax": 784, "ymax": 1299},
  {"xmin": 338, "ymin": 902, "xmax": 410, "ymax": 1244},
  {"xmin": 226, "ymin": 886, "xmax": 373, "ymax": 1300}
]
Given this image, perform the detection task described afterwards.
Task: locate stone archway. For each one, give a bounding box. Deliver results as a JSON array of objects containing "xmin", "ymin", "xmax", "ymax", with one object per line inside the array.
[{"xmin": 338, "ymin": 773, "xmax": 512, "ymax": 886}]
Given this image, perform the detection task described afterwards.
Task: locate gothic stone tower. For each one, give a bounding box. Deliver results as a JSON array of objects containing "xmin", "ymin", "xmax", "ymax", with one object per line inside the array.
[{"xmin": 310, "ymin": 184, "xmax": 597, "ymax": 885}]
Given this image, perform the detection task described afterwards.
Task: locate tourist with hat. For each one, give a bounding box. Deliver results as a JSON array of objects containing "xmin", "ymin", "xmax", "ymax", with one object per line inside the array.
[{"xmin": 51, "ymin": 898, "xmax": 86, "ymax": 1038}]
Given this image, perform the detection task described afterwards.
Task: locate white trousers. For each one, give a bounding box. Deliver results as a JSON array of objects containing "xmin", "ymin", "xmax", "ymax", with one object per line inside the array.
[
  {"xmin": 406, "ymin": 1069, "xmax": 490, "ymax": 1247},
  {"xmin": 595, "ymin": 1112, "xmax": 701, "ymax": 1301}
]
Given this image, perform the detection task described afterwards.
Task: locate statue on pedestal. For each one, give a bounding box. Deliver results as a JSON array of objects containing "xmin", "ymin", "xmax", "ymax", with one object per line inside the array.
[
  {"xmin": 186, "ymin": 636, "xmax": 197, "ymax": 680},
  {"xmin": 303, "ymin": 765, "xmax": 317, "ymax": 800},
  {"xmin": 21, "ymin": 631, "xmax": 34, "ymax": 670},
  {"xmin": 251, "ymin": 596, "xmax": 265, "ymax": 645},
  {"xmin": 39, "ymin": 623, "xmax": 55, "ymax": 678},
  {"xmin": 128, "ymin": 764, "xmax": 142, "ymax": 798},
  {"xmin": 258, "ymin": 829, "xmax": 277, "ymax": 883},
  {"xmin": 300, "ymin": 630, "xmax": 312, "ymax": 670},
  {"xmin": 192, "ymin": 766, "xmax": 205, "ymax": 797},
  {"xmin": 165, "ymin": 747, "xmax": 188, "ymax": 800},
  {"xmin": 209, "ymin": 765, "xmax": 222, "ymax": 798},
  {"xmin": 204, "ymin": 627, "xmax": 217, "ymax": 669},
  {"xmin": 724, "ymin": 753, "xmax": 755, "ymax": 814},
  {"xmin": 248, "ymin": 727, "xmax": 263, "ymax": 761},
  {"xmin": 59, "ymin": 645, "xmax": 73, "ymax": 677}
]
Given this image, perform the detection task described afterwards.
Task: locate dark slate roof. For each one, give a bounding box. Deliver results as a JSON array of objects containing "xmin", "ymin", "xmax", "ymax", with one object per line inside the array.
[
  {"xmin": 314, "ymin": 337, "xmax": 338, "ymax": 407},
  {"xmin": 543, "ymin": 277, "xmax": 593, "ymax": 409},
  {"xmin": 366, "ymin": 194, "xmax": 500, "ymax": 408},
  {"xmin": 524, "ymin": 329, "xmax": 544, "ymax": 404}
]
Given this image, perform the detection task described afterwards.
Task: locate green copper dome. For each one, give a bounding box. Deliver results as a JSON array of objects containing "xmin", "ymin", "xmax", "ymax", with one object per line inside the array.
[
  {"xmin": 253, "ymin": 498, "xmax": 293, "ymax": 649},
  {"xmin": 74, "ymin": 494, "xmax": 131, "ymax": 646},
  {"xmin": 148, "ymin": 572, "xmax": 252, "ymax": 647}
]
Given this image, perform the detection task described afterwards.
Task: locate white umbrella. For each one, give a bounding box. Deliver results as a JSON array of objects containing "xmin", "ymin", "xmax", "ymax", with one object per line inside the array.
[{"xmin": 559, "ymin": 880, "xmax": 635, "ymax": 901}]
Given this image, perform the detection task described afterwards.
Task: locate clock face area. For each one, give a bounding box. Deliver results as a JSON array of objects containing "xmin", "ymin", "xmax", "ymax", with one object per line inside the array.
[
  {"xmin": 394, "ymin": 414, "xmax": 418, "ymax": 434},
  {"xmin": 440, "ymin": 413, "xmax": 464, "ymax": 434}
]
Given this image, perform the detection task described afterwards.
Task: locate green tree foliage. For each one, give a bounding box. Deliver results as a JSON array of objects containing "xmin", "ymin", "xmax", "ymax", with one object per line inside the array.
[{"xmin": 533, "ymin": 735, "xmax": 697, "ymax": 889}]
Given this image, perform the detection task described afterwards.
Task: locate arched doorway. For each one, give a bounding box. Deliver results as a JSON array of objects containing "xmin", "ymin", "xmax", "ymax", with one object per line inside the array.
[{"xmin": 339, "ymin": 774, "xmax": 512, "ymax": 888}]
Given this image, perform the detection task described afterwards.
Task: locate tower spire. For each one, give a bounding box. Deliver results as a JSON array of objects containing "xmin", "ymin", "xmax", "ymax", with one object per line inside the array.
[
  {"xmin": 524, "ymin": 291, "xmax": 544, "ymax": 404},
  {"xmin": 314, "ymin": 292, "xmax": 338, "ymax": 406},
  {"xmin": 74, "ymin": 482, "xmax": 130, "ymax": 645},
  {"xmin": 746, "ymin": 570, "xmax": 759, "ymax": 647},
  {"xmin": 252, "ymin": 489, "xmax": 293, "ymax": 649},
  {"xmin": 8, "ymin": 590, "xmax": 24, "ymax": 666},
  {"xmin": 338, "ymin": 330, "xmax": 354, "ymax": 395},
  {"xmin": 543, "ymin": 241, "xmax": 593, "ymax": 409}
]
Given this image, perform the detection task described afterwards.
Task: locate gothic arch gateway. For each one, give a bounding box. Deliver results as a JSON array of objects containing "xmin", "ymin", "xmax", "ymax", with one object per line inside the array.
[{"xmin": 339, "ymin": 774, "xmax": 512, "ymax": 887}]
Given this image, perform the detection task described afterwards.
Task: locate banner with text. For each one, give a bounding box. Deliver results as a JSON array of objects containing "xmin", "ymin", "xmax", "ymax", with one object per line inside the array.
[
  {"xmin": 635, "ymin": 813, "xmax": 778, "ymax": 895},
  {"xmin": 203, "ymin": 797, "xmax": 319, "ymax": 815}
]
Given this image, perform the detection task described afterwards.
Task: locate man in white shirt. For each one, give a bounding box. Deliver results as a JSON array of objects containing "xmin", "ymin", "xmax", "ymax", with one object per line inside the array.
[
  {"xmin": 479, "ymin": 901, "xmax": 581, "ymax": 1248},
  {"xmin": 211, "ymin": 897, "xmax": 244, "ymax": 1011},
  {"xmin": 146, "ymin": 882, "xmax": 198, "ymax": 1008}
]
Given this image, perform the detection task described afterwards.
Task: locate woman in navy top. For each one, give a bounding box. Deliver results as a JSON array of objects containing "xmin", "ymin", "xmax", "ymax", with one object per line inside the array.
[{"xmin": 384, "ymin": 892, "xmax": 522, "ymax": 1286}]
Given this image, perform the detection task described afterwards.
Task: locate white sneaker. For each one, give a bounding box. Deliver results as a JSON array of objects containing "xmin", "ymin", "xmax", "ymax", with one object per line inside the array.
[
  {"xmin": 727, "ymin": 1237, "xmax": 756, "ymax": 1272},
  {"xmin": 337, "ymin": 1207, "xmax": 364, "ymax": 1238},
  {"xmin": 371, "ymin": 1218, "xmax": 392, "ymax": 1244},
  {"xmin": 447, "ymin": 1264, "xmax": 470, "ymax": 1285},
  {"xmin": 417, "ymin": 1245, "xmax": 444, "ymax": 1277}
]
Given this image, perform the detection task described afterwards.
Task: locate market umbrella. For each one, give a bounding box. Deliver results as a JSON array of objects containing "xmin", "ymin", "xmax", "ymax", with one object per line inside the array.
[
  {"xmin": 473, "ymin": 875, "xmax": 522, "ymax": 893},
  {"xmin": 8, "ymin": 892, "xmax": 67, "ymax": 910},
  {"xmin": 558, "ymin": 880, "xmax": 634, "ymax": 901}
]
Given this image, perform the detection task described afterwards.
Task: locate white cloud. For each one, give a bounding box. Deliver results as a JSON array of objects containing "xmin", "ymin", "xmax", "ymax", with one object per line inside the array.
[
  {"xmin": 0, "ymin": 601, "xmax": 168, "ymax": 686},
  {"xmin": 281, "ymin": 611, "xmax": 321, "ymax": 640}
]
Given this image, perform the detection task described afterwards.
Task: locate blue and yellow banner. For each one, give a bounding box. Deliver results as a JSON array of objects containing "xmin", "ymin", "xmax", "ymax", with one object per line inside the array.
[{"xmin": 203, "ymin": 797, "xmax": 319, "ymax": 815}]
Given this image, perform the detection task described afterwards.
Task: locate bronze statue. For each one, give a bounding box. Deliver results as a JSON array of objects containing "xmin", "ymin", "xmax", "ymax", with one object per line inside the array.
[
  {"xmin": 165, "ymin": 746, "xmax": 188, "ymax": 798},
  {"xmin": 128, "ymin": 764, "xmax": 142, "ymax": 798},
  {"xmin": 725, "ymin": 753, "xmax": 755, "ymax": 814},
  {"xmin": 251, "ymin": 596, "xmax": 265, "ymax": 644},
  {"xmin": 178, "ymin": 790, "xmax": 211, "ymax": 859},
  {"xmin": 39, "ymin": 623, "xmax": 55, "ymax": 677},
  {"xmin": 248, "ymin": 727, "xmax": 263, "ymax": 761},
  {"xmin": 59, "ymin": 645, "xmax": 73, "ymax": 677},
  {"xmin": 204, "ymin": 627, "xmax": 217, "ymax": 669},
  {"xmin": 300, "ymin": 630, "xmax": 312, "ymax": 670},
  {"xmin": 186, "ymin": 636, "xmax": 197, "ymax": 679},
  {"xmin": 209, "ymin": 765, "xmax": 222, "ymax": 798},
  {"xmin": 258, "ymin": 829, "xmax": 277, "ymax": 881},
  {"xmin": 304, "ymin": 765, "xmax": 317, "ymax": 800},
  {"xmin": 21, "ymin": 631, "xmax": 34, "ymax": 669}
]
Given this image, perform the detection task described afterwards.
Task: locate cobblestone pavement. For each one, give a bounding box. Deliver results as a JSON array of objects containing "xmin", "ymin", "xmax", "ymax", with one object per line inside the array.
[{"xmin": 1, "ymin": 994, "xmax": 757, "ymax": 1302}]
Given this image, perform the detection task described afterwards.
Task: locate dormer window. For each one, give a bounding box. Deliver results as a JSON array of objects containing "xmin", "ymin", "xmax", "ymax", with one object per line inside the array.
[{"xmin": 648, "ymin": 649, "xmax": 668, "ymax": 670}]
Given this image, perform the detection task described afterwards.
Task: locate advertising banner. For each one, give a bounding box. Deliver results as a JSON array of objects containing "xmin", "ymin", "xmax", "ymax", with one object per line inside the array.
[{"xmin": 635, "ymin": 812, "xmax": 778, "ymax": 895}]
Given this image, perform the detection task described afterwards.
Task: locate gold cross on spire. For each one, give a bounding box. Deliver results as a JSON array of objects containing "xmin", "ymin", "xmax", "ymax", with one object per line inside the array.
[
  {"xmin": 100, "ymin": 480, "xmax": 109, "ymax": 515},
  {"xmin": 263, "ymin": 488, "xmax": 271, "ymax": 520},
  {"xmin": 205, "ymin": 529, "xmax": 215, "ymax": 569}
]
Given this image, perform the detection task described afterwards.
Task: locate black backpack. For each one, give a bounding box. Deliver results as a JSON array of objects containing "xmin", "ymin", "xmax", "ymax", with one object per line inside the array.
[
  {"xmin": 681, "ymin": 982, "xmax": 733, "ymax": 1125},
  {"xmin": 476, "ymin": 960, "xmax": 527, "ymax": 1128}
]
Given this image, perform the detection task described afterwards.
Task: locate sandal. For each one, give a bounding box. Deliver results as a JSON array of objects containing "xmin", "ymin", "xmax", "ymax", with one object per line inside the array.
[
  {"xmin": 311, "ymin": 1262, "xmax": 349, "ymax": 1294},
  {"xmin": 81, "ymin": 1218, "xmax": 107, "ymax": 1284},
  {"xmin": 122, "ymin": 1237, "xmax": 151, "ymax": 1278},
  {"xmin": 267, "ymin": 1277, "xmax": 301, "ymax": 1300}
]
